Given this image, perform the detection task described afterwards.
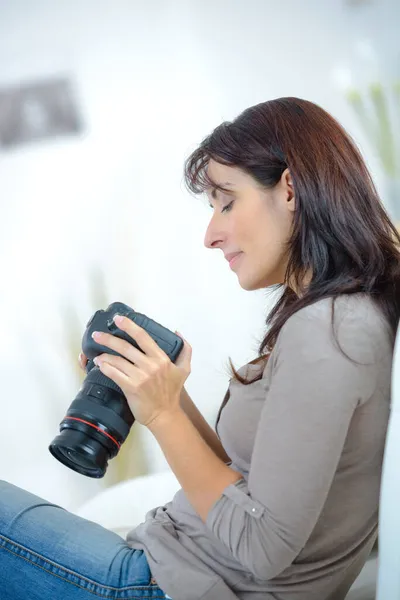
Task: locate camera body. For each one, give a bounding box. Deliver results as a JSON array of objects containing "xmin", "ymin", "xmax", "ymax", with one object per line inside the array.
[
  {"xmin": 82, "ymin": 301, "xmax": 184, "ymax": 369},
  {"xmin": 49, "ymin": 302, "xmax": 184, "ymax": 478}
]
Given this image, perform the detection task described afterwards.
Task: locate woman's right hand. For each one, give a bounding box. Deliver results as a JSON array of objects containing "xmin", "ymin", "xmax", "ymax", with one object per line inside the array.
[{"xmin": 78, "ymin": 352, "xmax": 88, "ymax": 372}]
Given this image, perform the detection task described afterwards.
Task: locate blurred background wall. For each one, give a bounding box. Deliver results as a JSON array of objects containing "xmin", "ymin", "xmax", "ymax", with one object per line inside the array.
[{"xmin": 0, "ymin": 0, "xmax": 398, "ymax": 509}]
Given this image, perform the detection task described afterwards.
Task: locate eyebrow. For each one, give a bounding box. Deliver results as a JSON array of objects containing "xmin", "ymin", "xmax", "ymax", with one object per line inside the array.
[{"xmin": 210, "ymin": 182, "xmax": 235, "ymax": 200}]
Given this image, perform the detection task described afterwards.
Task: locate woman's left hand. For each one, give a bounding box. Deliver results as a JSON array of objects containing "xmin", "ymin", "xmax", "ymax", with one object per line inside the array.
[{"xmin": 91, "ymin": 315, "xmax": 192, "ymax": 427}]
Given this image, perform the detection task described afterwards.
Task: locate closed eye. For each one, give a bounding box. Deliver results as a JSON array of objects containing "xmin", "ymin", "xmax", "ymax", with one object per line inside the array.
[
  {"xmin": 208, "ymin": 200, "xmax": 235, "ymax": 213},
  {"xmin": 221, "ymin": 200, "xmax": 234, "ymax": 213}
]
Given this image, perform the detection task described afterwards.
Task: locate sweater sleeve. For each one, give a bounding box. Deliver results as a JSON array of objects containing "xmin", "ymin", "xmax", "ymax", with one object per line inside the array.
[{"xmin": 205, "ymin": 303, "xmax": 378, "ymax": 580}]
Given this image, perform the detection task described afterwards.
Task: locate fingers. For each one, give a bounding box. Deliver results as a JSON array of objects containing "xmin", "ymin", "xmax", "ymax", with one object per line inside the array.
[
  {"xmin": 112, "ymin": 315, "xmax": 165, "ymax": 360},
  {"xmin": 91, "ymin": 329, "xmax": 151, "ymax": 368},
  {"xmin": 95, "ymin": 353, "xmax": 138, "ymax": 378},
  {"xmin": 78, "ymin": 352, "xmax": 88, "ymax": 371}
]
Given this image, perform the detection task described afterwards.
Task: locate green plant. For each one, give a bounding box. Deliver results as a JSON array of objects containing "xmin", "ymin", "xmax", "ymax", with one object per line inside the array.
[{"xmin": 346, "ymin": 80, "xmax": 400, "ymax": 178}]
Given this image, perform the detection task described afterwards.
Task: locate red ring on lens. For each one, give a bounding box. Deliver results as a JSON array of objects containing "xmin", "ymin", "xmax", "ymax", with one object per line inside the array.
[{"xmin": 63, "ymin": 416, "xmax": 121, "ymax": 449}]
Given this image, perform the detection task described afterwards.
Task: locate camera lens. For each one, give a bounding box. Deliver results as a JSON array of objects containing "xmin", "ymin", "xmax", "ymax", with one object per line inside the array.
[
  {"xmin": 49, "ymin": 428, "xmax": 112, "ymax": 478},
  {"xmin": 61, "ymin": 448, "xmax": 95, "ymax": 470},
  {"xmin": 49, "ymin": 367, "xmax": 134, "ymax": 478}
]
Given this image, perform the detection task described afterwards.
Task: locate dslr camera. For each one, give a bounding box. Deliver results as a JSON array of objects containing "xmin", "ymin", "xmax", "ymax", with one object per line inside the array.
[{"xmin": 49, "ymin": 301, "xmax": 183, "ymax": 478}]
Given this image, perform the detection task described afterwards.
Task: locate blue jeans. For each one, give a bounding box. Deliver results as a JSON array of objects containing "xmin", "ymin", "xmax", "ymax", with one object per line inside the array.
[{"xmin": 0, "ymin": 481, "xmax": 169, "ymax": 599}]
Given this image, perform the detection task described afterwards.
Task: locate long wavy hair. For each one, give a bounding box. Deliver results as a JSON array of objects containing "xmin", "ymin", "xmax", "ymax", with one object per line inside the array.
[{"xmin": 183, "ymin": 97, "xmax": 400, "ymax": 421}]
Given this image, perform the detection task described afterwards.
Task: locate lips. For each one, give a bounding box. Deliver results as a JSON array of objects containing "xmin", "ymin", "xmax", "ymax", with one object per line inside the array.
[
  {"xmin": 225, "ymin": 252, "xmax": 242, "ymax": 263},
  {"xmin": 226, "ymin": 252, "xmax": 243, "ymax": 269}
]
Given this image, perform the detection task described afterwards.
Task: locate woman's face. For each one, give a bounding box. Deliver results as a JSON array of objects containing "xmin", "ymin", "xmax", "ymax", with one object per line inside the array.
[{"xmin": 204, "ymin": 159, "xmax": 295, "ymax": 291}]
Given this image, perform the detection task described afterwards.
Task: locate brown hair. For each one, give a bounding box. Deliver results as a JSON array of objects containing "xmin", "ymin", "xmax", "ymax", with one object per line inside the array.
[{"xmin": 183, "ymin": 97, "xmax": 400, "ymax": 417}]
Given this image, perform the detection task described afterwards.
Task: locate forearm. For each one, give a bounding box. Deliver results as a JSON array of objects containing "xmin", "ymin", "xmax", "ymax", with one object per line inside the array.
[
  {"xmin": 147, "ymin": 407, "xmax": 243, "ymax": 522},
  {"xmin": 179, "ymin": 387, "xmax": 231, "ymax": 464}
]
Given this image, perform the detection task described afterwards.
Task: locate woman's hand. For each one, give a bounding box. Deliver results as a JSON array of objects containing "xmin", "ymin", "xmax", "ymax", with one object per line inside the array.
[
  {"xmin": 78, "ymin": 352, "xmax": 88, "ymax": 371},
  {"xmin": 79, "ymin": 315, "xmax": 192, "ymax": 428}
]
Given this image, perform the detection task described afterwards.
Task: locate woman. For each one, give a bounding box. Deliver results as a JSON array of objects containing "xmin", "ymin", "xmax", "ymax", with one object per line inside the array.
[{"xmin": 1, "ymin": 97, "xmax": 399, "ymax": 600}]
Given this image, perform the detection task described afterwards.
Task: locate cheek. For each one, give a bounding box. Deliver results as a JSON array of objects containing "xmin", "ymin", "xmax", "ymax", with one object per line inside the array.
[
  {"xmin": 260, "ymin": 205, "xmax": 290, "ymax": 246},
  {"xmin": 235, "ymin": 202, "xmax": 290, "ymax": 257},
  {"xmin": 253, "ymin": 214, "xmax": 289, "ymax": 266}
]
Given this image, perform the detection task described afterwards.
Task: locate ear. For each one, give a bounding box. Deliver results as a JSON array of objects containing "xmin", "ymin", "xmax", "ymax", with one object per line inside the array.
[{"xmin": 281, "ymin": 168, "xmax": 295, "ymax": 212}]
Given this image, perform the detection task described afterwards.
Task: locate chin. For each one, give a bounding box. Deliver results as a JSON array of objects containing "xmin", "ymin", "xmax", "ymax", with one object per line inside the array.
[
  {"xmin": 237, "ymin": 274, "xmax": 266, "ymax": 291},
  {"xmin": 238, "ymin": 270, "xmax": 282, "ymax": 291},
  {"xmin": 239, "ymin": 280, "xmax": 261, "ymax": 291}
]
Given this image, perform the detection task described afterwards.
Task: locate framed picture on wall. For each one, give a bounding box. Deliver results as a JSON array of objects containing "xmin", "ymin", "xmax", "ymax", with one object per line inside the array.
[{"xmin": 0, "ymin": 76, "xmax": 83, "ymax": 149}]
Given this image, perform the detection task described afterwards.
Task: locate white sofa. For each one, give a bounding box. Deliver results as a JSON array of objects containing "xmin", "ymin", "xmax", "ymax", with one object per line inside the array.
[{"xmin": 74, "ymin": 470, "xmax": 181, "ymax": 538}]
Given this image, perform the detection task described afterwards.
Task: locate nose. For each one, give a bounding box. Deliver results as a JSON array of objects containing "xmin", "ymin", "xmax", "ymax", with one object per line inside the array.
[{"xmin": 204, "ymin": 213, "xmax": 226, "ymax": 249}]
